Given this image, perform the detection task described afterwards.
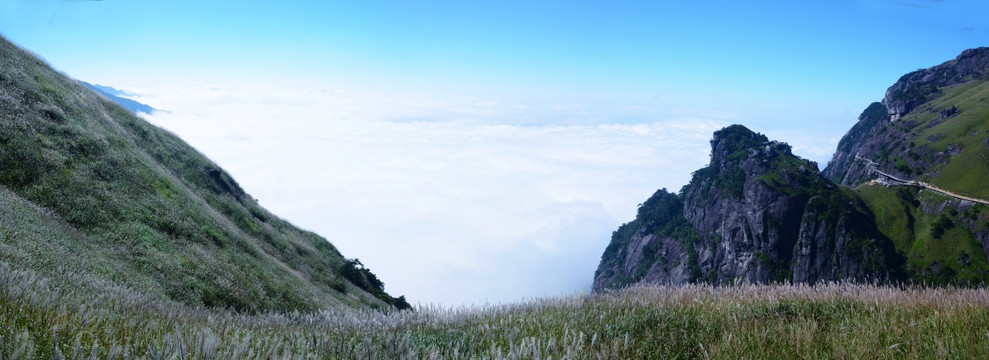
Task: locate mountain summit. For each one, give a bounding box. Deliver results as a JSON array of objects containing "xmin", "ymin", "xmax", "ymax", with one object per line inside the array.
[
  {"xmin": 594, "ymin": 125, "xmax": 899, "ymax": 290},
  {"xmin": 0, "ymin": 35, "xmax": 408, "ymax": 312},
  {"xmin": 596, "ymin": 48, "xmax": 989, "ymax": 290}
]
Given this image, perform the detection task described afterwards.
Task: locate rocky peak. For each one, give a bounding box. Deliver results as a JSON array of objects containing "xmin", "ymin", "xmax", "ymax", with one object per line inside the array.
[
  {"xmin": 826, "ymin": 47, "xmax": 989, "ymax": 187},
  {"xmin": 710, "ymin": 125, "xmax": 770, "ymax": 164},
  {"xmin": 704, "ymin": 125, "xmax": 814, "ymax": 183},
  {"xmin": 598, "ymin": 48, "xmax": 989, "ymax": 292},
  {"xmin": 594, "ymin": 124, "xmax": 898, "ymax": 291},
  {"xmin": 883, "ymin": 47, "xmax": 989, "ymax": 120}
]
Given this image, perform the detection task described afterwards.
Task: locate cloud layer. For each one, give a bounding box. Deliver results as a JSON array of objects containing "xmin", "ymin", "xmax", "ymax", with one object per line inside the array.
[{"xmin": 137, "ymin": 86, "xmax": 728, "ymax": 305}]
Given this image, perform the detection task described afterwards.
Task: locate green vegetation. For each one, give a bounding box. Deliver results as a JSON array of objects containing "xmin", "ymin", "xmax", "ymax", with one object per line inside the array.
[
  {"xmin": 840, "ymin": 77, "xmax": 989, "ymax": 286},
  {"xmin": 2, "ymin": 262, "xmax": 987, "ymax": 359},
  {"xmin": 856, "ymin": 184, "xmax": 989, "ymax": 285},
  {"xmin": 0, "ymin": 35, "xmax": 405, "ymax": 311},
  {"xmin": 893, "ymin": 80, "xmax": 989, "ymax": 199},
  {"xmin": 702, "ymin": 125, "xmax": 771, "ymax": 197},
  {"xmin": 712, "ymin": 125, "xmax": 769, "ymax": 163},
  {"xmin": 599, "ymin": 189, "xmax": 702, "ymax": 287},
  {"xmin": 835, "ymin": 67, "xmax": 989, "ymax": 286},
  {"xmin": 930, "ymin": 214, "xmax": 954, "ymax": 239},
  {"xmin": 338, "ymin": 259, "xmax": 412, "ymax": 310},
  {"xmin": 855, "ymin": 186, "xmax": 917, "ymax": 250}
]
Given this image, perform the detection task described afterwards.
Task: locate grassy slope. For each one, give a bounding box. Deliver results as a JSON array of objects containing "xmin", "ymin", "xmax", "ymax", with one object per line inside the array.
[
  {"xmin": 2, "ymin": 262, "xmax": 987, "ymax": 359},
  {"xmin": 851, "ymin": 78, "xmax": 989, "ymax": 285},
  {"xmin": 855, "ymin": 180, "xmax": 989, "ymax": 285},
  {"xmin": 899, "ymin": 79, "xmax": 989, "ymax": 198},
  {"xmin": 0, "ymin": 36, "xmax": 403, "ymax": 312}
]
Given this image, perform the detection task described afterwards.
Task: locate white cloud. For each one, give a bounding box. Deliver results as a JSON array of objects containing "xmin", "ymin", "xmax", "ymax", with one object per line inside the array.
[{"xmin": 137, "ymin": 86, "xmax": 727, "ymax": 305}]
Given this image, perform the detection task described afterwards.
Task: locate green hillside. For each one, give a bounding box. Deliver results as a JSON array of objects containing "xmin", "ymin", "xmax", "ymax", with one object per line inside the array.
[
  {"xmin": 854, "ymin": 185, "xmax": 989, "ymax": 284},
  {"xmin": 0, "ymin": 35, "xmax": 408, "ymax": 312},
  {"xmin": 897, "ymin": 80, "xmax": 989, "ymax": 199},
  {"xmin": 838, "ymin": 75, "xmax": 989, "ymax": 285}
]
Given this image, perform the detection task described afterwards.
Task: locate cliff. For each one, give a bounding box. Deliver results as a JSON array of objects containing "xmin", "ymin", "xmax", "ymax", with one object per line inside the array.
[
  {"xmin": 596, "ymin": 47, "xmax": 989, "ymax": 291},
  {"xmin": 824, "ymin": 47, "xmax": 989, "ymax": 284},
  {"xmin": 594, "ymin": 125, "xmax": 901, "ymax": 291}
]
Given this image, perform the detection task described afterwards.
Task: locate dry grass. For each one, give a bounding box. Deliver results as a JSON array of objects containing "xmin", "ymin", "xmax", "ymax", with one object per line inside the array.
[
  {"xmin": 1, "ymin": 259, "xmax": 987, "ymax": 359},
  {"xmin": 1, "ymin": 34, "xmax": 408, "ymax": 313}
]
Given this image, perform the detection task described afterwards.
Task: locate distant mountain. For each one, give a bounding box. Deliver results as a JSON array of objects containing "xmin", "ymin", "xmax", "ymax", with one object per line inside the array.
[
  {"xmin": 82, "ymin": 82, "xmax": 137, "ymax": 97},
  {"xmin": 595, "ymin": 48, "xmax": 989, "ymax": 290},
  {"xmin": 0, "ymin": 35, "xmax": 409, "ymax": 312},
  {"xmin": 80, "ymin": 81, "xmax": 156, "ymax": 115}
]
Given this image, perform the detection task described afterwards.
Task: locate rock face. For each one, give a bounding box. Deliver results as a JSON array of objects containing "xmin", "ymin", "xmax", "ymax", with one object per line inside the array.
[
  {"xmin": 882, "ymin": 47, "xmax": 989, "ymax": 122},
  {"xmin": 593, "ymin": 190, "xmax": 695, "ymax": 290},
  {"xmin": 821, "ymin": 47, "xmax": 989, "ymax": 284},
  {"xmin": 596, "ymin": 47, "xmax": 989, "ymax": 291},
  {"xmin": 593, "ymin": 126, "xmax": 900, "ymax": 291},
  {"xmin": 823, "ymin": 47, "xmax": 989, "ymax": 186},
  {"xmin": 820, "ymin": 102, "xmax": 892, "ymax": 186}
]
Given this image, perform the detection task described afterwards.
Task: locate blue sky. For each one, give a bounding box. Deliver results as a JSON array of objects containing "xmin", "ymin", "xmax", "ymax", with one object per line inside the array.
[
  {"xmin": 6, "ymin": 1, "xmax": 987, "ymax": 100},
  {"xmin": 1, "ymin": 0, "xmax": 987, "ymax": 305}
]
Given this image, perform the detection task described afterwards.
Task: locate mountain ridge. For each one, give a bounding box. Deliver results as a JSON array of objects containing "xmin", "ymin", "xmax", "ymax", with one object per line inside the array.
[
  {"xmin": 593, "ymin": 125, "xmax": 901, "ymax": 290},
  {"xmin": 80, "ymin": 81, "xmax": 156, "ymax": 115},
  {"xmin": 596, "ymin": 47, "xmax": 989, "ymax": 290}
]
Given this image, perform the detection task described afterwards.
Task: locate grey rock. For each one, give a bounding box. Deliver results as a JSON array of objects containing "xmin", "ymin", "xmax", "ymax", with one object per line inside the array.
[
  {"xmin": 597, "ymin": 47, "xmax": 989, "ymax": 291},
  {"xmin": 593, "ymin": 125, "xmax": 899, "ymax": 291},
  {"xmin": 883, "ymin": 48, "xmax": 989, "ymax": 119},
  {"xmin": 826, "ymin": 48, "xmax": 989, "ymax": 186},
  {"xmin": 939, "ymin": 105, "xmax": 959, "ymax": 119}
]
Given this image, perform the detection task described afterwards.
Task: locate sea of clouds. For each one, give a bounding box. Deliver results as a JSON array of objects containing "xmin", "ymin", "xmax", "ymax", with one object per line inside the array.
[{"xmin": 133, "ymin": 85, "xmax": 842, "ymax": 306}]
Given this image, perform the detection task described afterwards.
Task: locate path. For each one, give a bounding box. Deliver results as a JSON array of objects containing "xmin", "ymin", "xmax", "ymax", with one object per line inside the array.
[{"xmin": 855, "ymin": 154, "xmax": 989, "ymax": 206}]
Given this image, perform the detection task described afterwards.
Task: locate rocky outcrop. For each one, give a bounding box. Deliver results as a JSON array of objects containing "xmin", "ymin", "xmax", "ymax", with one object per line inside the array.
[
  {"xmin": 821, "ymin": 102, "xmax": 892, "ymax": 186},
  {"xmin": 820, "ymin": 47, "xmax": 989, "ymax": 285},
  {"xmin": 592, "ymin": 229, "xmax": 691, "ymax": 290},
  {"xmin": 789, "ymin": 193, "xmax": 900, "ymax": 283},
  {"xmin": 883, "ymin": 47, "xmax": 989, "ymax": 121},
  {"xmin": 597, "ymin": 48, "xmax": 989, "ymax": 291},
  {"xmin": 823, "ymin": 48, "xmax": 989, "ymax": 187},
  {"xmin": 678, "ymin": 126, "xmax": 812, "ymax": 285},
  {"xmin": 593, "ymin": 189, "xmax": 696, "ymax": 290},
  {"xmin": 593, "ymin": 125, "xmax": 900, "ymax": 291}
]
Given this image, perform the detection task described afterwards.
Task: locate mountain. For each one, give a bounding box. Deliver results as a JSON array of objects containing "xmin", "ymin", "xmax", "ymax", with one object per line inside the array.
[
  {"xmin": 82, "ymin": 82, "xmax": 138, "ymax": 97},
  {"xmin": 823, "ymin": 47, "xmax": 989, "ymax": 285},
  {"xmin": 0, "ymin": 35, "xmax": 409, "ymax": 312},
  {"xmin": 593, "ymin": 125, "xmax": 902, "ymax": 290},
  {"xmin": 595, "ymin": 48, "xmax": 989, "ymax": 290},
  {"xmin": 80, "ymin": 81, "xmax": 156, "ymax": 115}
]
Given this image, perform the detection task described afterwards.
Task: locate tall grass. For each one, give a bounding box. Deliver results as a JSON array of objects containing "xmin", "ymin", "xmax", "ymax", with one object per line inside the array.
[
  {"xmin": 1, "ymin": 34, "xmax": 404, "ymax": 312},
  {"xmin": 1, "ymin": 259, "xmax": 986, "ymax": 359}
]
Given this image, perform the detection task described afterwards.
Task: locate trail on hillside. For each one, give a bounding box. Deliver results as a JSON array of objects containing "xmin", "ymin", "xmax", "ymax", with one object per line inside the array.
[{"xmin": 855, "ymin": 155, "xmax": 989, "ymax": 206}]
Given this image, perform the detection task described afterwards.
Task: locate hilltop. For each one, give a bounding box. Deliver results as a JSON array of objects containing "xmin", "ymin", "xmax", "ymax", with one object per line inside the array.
[
  {"xmin": 0, "ymin": 35, "xmax": 409, "ymax": 312},
  {"xmin": 596, "ymin": 47, "xmax": 989, "ymax": 290}
]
